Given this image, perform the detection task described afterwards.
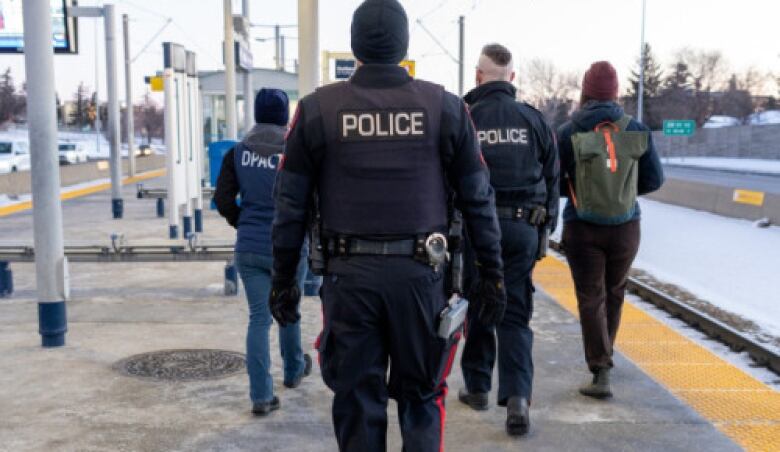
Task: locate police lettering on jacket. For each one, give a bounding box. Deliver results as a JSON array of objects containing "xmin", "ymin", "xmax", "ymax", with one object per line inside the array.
[
  {"xmin": 339, "ymin": 109, "xmax": 428, "ymax": 141},
  {"xmin": 477, "ymin": 128, "xmax": 529, "ymax": 146},
  {"xmin": 240, "ymin": 149, "xmax": 280, "ymax": 169}
]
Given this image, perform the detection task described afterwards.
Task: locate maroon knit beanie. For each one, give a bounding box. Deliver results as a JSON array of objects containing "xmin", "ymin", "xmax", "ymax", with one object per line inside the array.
[{"xmin": 581, "ymin": 61, "xmax": 619, "ymax": 101}]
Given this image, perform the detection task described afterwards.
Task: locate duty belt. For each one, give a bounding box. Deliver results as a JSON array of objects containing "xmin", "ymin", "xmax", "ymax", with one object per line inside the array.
[
  {"xmin": 495, "ymin": 205, "xmax": 547, "ymax": 226},
  {"xmin": 328, "ymin": 236, "xmax": 425, "ymax": 258}
]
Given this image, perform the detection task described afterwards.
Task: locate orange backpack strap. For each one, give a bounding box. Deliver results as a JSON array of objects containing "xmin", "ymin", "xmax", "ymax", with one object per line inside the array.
[
  {"xmin": 567, "ymin": 176, "xmax": 578, "ymax": 208},
  {"xmin": 594, "ymin": 122, "xmax": 619, "ymax": 174}
]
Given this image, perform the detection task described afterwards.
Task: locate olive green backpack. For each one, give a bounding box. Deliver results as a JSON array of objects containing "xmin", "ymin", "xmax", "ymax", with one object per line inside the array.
[{"xmin": 569, "ymin": 115, "xmax": 649, "ymax": 224}]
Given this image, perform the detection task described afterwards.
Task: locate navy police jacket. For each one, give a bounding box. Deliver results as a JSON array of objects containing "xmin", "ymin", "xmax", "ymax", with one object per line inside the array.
[
  {"xmin": 557, "ymin": 101, "xmax": 665, "ymax": 224},
  {"xmin": 464, "ymin": 81, "xmax": 560, "ymax": 231},
  {"xmin": 272, "ymin": 64, "xmax": 503, "ymax": 284},
  {"xmin": 214, "ymin": 123, "xmax": 285, "ymax": 256}
]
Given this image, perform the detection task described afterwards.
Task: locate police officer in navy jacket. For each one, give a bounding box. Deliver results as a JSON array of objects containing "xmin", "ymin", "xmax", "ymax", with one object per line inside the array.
[
  {"xmin": 214, "ymin": 88, "xmax": 311, "ymax": 417},
  {"xmin": 269, "ymin": 1, "xmax": 505, "ymax": 450},
  {"xmin": 457, "ymin": 44, "xmax": 559, "ymax": 437}
]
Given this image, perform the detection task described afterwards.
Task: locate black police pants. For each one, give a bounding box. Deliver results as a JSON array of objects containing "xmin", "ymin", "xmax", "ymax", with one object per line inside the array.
[
  {"xmin": 318, "ymin": 256, "xmax": 456, "ymax": 452},
  {"xmin": 461, "ymin": 219, "xmax": 539, "ymax": 404}
]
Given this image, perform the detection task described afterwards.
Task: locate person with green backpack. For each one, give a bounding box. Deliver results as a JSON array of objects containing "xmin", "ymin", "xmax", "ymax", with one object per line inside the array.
[{"xmin": 557, "ymin": 61, "xmax": 664, "ymax": 399}]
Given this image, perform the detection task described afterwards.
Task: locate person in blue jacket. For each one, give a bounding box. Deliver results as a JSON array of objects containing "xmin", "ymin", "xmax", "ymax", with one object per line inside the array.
[
  {"xmin": 214, "ymin": 88, "xmax": 311, "ymax": 416},
  {"xmin": 557, "ymin": 61, "xmax": 664, "ymax": 399}
]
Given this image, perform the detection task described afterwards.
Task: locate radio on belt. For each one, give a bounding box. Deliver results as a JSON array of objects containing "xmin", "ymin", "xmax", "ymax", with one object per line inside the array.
[{"xmin": 438, "ymin": 295, "xmax": 468, "ymax": 339}]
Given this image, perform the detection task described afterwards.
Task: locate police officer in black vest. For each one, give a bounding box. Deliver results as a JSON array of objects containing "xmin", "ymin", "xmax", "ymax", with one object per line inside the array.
[
  {"xmin": 457, "ymin": 44, "xmax": 560, "ymax": 437},
  {"xmin": 270, "ymin": 1, "xmax": 505, "ymax": 450}
]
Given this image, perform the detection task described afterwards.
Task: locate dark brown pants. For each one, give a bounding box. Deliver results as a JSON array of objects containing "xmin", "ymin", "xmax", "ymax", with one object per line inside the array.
[{"xmin": 562, "ymin": 220, "xmax": 640, "ymax": 373}]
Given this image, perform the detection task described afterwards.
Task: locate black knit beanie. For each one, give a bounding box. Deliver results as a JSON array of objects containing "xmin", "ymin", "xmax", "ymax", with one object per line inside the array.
[{"xmin": 350, "ymin": 0, "xmax": 409, "ymax": 64}]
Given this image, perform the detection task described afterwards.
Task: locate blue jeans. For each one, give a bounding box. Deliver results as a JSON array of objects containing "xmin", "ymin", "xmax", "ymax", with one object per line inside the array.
[{"xmin": 235, "ymin": 252, "xmax": 307, "ymax": 403}]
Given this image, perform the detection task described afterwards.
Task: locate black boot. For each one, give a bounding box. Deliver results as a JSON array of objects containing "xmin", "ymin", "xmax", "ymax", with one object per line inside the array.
[
  {"xmin": 457, "ymin": 388, "xmax": 489, "ymax": 411},
  {"xmin": 252, "ymin": 396, "xmax": 280, "ymax": 416},
  {"xmin": 284, "ymin": 354, "xmax": 313, "ymax": 389},
  {"xmin": 505, "ymin": 397, "xmax": 530, "ymax": 436},
  {"xmin": 579, "ymin": 368, "xmax": 612, "ymax": 399}
]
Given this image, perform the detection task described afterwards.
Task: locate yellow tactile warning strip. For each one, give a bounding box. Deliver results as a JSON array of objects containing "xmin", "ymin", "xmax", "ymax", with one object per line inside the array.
[
  {"xmin": 534, "ymin": 255, "xmax": 780, "ymax": 452},
  {"xmin": 0, "ymin": 168, "xmax": 166, "ymax": 218}
]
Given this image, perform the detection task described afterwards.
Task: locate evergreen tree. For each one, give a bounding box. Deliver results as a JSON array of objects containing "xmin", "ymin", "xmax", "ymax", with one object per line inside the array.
[
  {"xmin": 627, "ymin": 43, "xmax": 663, "ymax": 98},
  {"xmin": 0, "ymin": 68, "xmax": 22, "ymax": 125}
]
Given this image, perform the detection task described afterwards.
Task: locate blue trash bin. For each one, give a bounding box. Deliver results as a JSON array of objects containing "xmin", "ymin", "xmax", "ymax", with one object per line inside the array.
[{"xmin": 208, "ymin": 140, "xmax": 238, "ymax": 210}]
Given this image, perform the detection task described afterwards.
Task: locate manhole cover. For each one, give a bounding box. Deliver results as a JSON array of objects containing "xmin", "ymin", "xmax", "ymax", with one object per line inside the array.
[{"xmin": 114, "ymin": 349, "xmax": 245, "ymax": 382}]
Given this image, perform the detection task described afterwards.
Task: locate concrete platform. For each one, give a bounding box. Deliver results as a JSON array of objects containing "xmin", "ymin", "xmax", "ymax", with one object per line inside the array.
[{"xmin": 0, "ymin": 181, "xmax": 740, "ymax": 451}]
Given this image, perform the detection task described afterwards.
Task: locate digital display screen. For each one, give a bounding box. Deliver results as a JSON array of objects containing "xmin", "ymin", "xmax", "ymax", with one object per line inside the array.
[{"xmin": 0, "ymin": 0, "xmax": 77, "ymax": 53}]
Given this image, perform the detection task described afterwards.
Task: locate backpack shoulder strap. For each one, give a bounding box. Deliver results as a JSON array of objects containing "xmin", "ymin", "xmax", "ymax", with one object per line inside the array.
[{"xmin": 616, "ymin": 115, "xmax": 632, "ymax": 131}]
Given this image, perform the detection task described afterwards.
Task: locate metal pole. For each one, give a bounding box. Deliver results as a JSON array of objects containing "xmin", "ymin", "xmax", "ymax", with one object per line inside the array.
[
  {"xmin": 123, "ymin": 14, "xmax": 136, "ymax": 177},
  {"xmin": 637, "ymin": 0, "xmax": 647, "ymax": 124},
  {"xmin": 23, "ymin": 0, "xmax": 68, "ymax": 347},
  {"xmin": 104, "ymin": 4, "xmax": 123, "ymax": 219},
  {"xmin": 281, "ymin": 36, "xmax": 286, "ymax": 72},
  {"xmin": 224, "ymin": 0, "xmax": 238, "ymax": 140},
  {"xmin": 94, "ymin": 21, "xmax": 101, "ymax": 158},
  {"xmin": 243, "ymin": 0, "xmax": 254, "ymax": 134},
  {"xmin": 298, "ymin": 0, "xmax": 319, "ymax": 97},
  {"xmin": 275, "ymin": 24, "xmax": 281, "ymax": 70},
  {"xmin": 458, "ymin": 15, "xmax": 465, "ymax": 96}
]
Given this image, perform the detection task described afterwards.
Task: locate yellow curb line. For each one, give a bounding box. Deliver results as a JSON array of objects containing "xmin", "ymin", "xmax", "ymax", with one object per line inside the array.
[{"xmin": 0, "ymin": 168, "xmax": 166, "ymax": 218}]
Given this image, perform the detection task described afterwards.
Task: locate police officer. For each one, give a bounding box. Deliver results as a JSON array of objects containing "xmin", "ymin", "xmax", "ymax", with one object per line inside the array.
[
  {"xmin": 270, "ymin": 1, "xmax": 505, "ymax": 450},
  {"xmin": 457, "ymin": 43, "xmax": 560, "ymax": 437}
]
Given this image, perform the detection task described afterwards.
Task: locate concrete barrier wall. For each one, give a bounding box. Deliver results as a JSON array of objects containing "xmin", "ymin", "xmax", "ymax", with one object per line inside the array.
[
  {"xmin": 0, "ymin": 155, "xmax": 166, "ymax": 196},
  {"xmin": 645, "ymin": 178, "xmax": 780, "ymax": 224},
  {"xmin": 653, "ymin": 124, "xmax": 780, "ymax": 159}
]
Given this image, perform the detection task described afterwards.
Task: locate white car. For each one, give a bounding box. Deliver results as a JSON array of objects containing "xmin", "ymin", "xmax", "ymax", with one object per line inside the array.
[
  {"xmin": 0, "ymin": 140, "xmax": 31, "ymax": 174},
  {"xmin": 702, "ymin": 115, "xmax": 741, "ymax": 129},
  {"xmin": 58, "ymin": 142, "xmax": 89, "ymax": 164}
]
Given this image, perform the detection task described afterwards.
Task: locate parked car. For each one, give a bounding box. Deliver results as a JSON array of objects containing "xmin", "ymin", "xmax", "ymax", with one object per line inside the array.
[
  {"xmin": 748, "ymin": 110, "xmax": 780, "ymax": 126},
  {"xmin": 58, "ymin": 142, "xmax": 89, "ymax": 165},
  {"xmin": 702, "ymin": 115, "xmax": 741, "ymax": 129},
  {"xmin": 0, "ymin": 140, "xmax": 31, "ymax": 173},
  {"xmin": 120, "ymin": 143, "xmax": 154, "ymax": 158}
]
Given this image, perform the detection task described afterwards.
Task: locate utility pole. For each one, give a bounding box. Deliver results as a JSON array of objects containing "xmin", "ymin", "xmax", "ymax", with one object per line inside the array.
[
  {"xmin": 275, "ymin": 24, "xmax": 282, "ymax": 70},
  {"xmin": 23, "ymin": 0, "xmax": 68, "ymax": 347},
  {"xmin": 224, "ymin": 0, "xmax": 238, "ymax": 140},
  {"xmin": 637, "ymin": 0, "xmax": 647, "ymax": 124},
  {"xmin": 243, "ymin": 0, "xmax": 254, "ymax": 135},
  {"xmin": 298, "ymin": 0, "xmax": 319, "ymax": 97},
  {"xmin": 104, "ymin": 4, "xmax": 123, "ymax": 218},
  {"xmin": 123, "ymin": 14, "xmax": 136, "ymax": 177},
  {"xmin": 458, "ymin": 15, "xmax": 465, "ymax": 96},
  {"xmin": 280, "ymin": 36, "xmax": 286, "ymax": 72}
]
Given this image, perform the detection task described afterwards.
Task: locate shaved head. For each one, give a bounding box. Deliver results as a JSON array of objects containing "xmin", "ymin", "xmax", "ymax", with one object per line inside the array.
[{"xmin": 476, "ymin": 43, "xmax": 515, "ymax": 85}]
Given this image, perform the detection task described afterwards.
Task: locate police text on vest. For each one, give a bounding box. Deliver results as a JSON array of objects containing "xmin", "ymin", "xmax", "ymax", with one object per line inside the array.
[
  {"xmin": 339, "ymin": 110, "xmax": 428, "ymax": 141},
  {"xmin": 477, "ymin": 128, "xmax": 529, "ymax": 146}
]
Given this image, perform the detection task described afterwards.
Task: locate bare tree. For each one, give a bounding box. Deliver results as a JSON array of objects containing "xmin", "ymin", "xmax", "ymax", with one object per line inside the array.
[
  {"xmin": 519, "ymin": 58, "xmax": 580, "ymax": 128},
  {"xmin": 135, "ymin": 93, "xmax": 164, "ymax": 144}
]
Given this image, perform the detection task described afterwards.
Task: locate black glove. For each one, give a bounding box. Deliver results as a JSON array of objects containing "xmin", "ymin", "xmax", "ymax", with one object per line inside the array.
[
  {"xmin": 269, "ymin": 279, "xmax": 301, "ymax": 327},
  {"xmin": 472, "ymin": 277, "xmax": 507, "ymax": 327}
]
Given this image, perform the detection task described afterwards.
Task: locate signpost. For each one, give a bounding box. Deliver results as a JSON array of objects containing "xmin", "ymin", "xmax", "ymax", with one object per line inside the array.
[{"xmin": 663, "ymin": 120, "xmax": 696, "ymax": 137}]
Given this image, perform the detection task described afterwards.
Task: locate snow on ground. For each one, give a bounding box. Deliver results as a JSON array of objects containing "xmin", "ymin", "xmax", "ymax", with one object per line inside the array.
[
  {"xmin": 552, "ymin": 198, "xmax": 780, "ymax": 338},
  {"xmin": 633, "ymin": 199, "xmax": 780, "ymax": 337},
  {"xmin": 663, "ymin": 157, "xmax": 780, "ymax": 174},
  {"xmin": 0, "ymin": 129, "xmax": 164, "ymax": 160}
]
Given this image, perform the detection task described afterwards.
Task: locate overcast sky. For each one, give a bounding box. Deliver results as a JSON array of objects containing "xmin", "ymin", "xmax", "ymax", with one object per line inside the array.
[{"xmin": 2, "ymin": 0, "xmax": 779, "ymax": 104}]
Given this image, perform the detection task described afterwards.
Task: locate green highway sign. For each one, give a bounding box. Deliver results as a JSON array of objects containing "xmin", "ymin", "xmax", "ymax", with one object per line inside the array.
[{"xmin": 663, "ymin": 120, "xmax": 696, "ymax": 137}]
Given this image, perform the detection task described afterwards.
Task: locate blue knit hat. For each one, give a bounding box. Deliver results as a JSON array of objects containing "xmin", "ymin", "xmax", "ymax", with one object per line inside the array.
[{"xmin": 254, "ymin": 88, "xmax": 289, "ymax": 126}]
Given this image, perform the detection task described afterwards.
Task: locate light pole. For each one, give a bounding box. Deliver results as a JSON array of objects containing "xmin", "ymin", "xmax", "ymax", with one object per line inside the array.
[
  {"xmin": 224, "ymin": 0, "xmax": 238, "ymax": 140},
  {"xmin": 298, "ymin": 0, "xmax": 319, "ymax": 98},
  {"xmin": 637, "ymin": 0, "xmax": 647, "ymax": 124}
]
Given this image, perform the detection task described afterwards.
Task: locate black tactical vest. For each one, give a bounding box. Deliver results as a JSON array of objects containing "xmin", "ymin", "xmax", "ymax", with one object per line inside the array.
[{"xmin": 315, "ymin": 79, "xmax": 448, "ymax": 236}]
